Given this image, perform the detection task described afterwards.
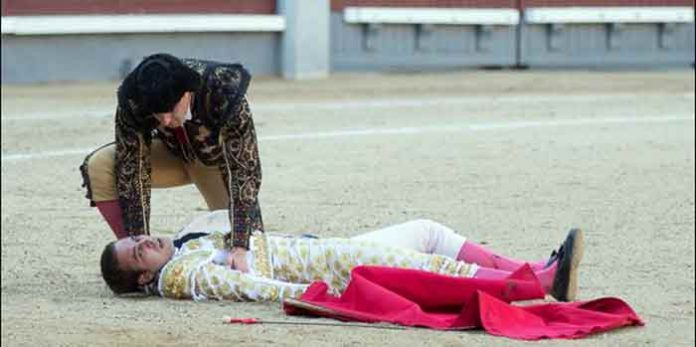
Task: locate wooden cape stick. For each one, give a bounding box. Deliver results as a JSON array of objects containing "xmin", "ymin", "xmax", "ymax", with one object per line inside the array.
[
  {"xmin": 222, "ymin": 317, "xmax": 406, "ymax": 330},
  {"xmin": 223, "ymin": 298, "xmax": 406, "ymax": 330}
]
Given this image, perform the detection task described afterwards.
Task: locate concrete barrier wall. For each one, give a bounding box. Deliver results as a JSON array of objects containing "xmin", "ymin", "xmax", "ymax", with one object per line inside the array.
[
  {"xmin": 330, "ymin": 12, "xmax": 519, "ymax": 71},
  {"xmin": 1, "ymin": 2, "xmax": 694, "ymax": 84},
  {"xmin": 1, "ymin": 32, "xmax": 280, "ymax": 83},
  {"xmin": 519, "ymin": 6, "xmax": 695, "ymax": 67},
  {"xmin": 520, "ymin": 22, "xmax": 695, "ymax": 68}
]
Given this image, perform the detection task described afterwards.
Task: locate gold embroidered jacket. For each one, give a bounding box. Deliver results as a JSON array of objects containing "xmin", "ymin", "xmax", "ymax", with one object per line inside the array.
[
  {"xmin": 114, "ymin": 58, "xmax": 263, "ymax": 249},
  {"xmin": 159, "ymin": 231, "xmax": 309, "ymax": 301},
  {"xmin": 157, "ymin": 230, "xmax": 477, "ymax": 302}
]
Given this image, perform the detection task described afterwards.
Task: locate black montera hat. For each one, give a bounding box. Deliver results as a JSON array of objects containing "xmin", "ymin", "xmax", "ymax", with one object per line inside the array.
[
  {"xmin": 117, "ymin": 53, "xmax": 201, "ymax": 132},
  {"xmin": 133, "ymin": 53, "xmax": 201, "ymax": 114}
]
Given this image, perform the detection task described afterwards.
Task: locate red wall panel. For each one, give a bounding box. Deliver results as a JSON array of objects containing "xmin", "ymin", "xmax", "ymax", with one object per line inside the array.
[{"xmin": 3, "ymin": 0, "xmax": 692, "ymax": 17}]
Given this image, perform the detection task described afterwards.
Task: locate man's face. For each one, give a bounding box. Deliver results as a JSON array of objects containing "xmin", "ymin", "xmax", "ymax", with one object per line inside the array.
[
  {"xmin": 153, "ymin": 92, "xmax": 191, "ymax": 128},
  {"xmin": 114, "ymin": 235, "xmax": 175, "ymax": 277}
]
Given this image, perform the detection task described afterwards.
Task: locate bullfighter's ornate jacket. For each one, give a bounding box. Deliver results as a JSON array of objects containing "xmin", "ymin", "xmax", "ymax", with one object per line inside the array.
[
  {"xmin": 156, "ymin": 230, "xmax": 477, "ymax": 302},
  {"xmin": 114, "ymin": 58, "xmax": 263, "ymax": 249}
]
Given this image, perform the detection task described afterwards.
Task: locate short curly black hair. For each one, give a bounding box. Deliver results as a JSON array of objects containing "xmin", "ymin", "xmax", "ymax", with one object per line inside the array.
[
  {"xmin": 100, "ymin": 241, "xmax": 140, "ymax": 294},
  {"xmin": 132, "ymin": 53, "xmax": 202, "ymax": 116}
]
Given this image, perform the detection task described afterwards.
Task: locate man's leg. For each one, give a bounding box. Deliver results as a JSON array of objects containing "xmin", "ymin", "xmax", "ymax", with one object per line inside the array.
[
  {"xmin": 352, "ymin": 219, "xmax": 549, "ymax": 271},
  {"xmin": 82, "ymin": 140, "xmax": 191, "ymax": 239},
  {"xmin": 473, "ymin": 263, "xmax": 558, "ymax": 292},
  {"xmin": 457, "ymin": 241, "xmax": 549, "ymax": 271},
  {"xmin": 183, "ymin": 160, "xmax": 234, "ymax": 237},
  {"xmin": 350, "ymin": 219, "xmax": 466, "ymax": 258},
  {"xmin": 290, "ymin": 236, "xmax": 479, "ymax": 290},
  {"xmin": 469, "ymin": 229, "xmax": 585, "ymax": 301},
  {"xmin": 82, "ymin": 144, "xmax": 125, "ymax": 238},
  {"xmin": 186, "ymin": 160, "xmax": 229, "ymax": 211}
]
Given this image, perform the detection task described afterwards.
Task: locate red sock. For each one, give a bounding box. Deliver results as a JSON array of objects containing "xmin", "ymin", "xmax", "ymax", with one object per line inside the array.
[
  {"xmin": 473, "ymin": 262, "xmax": 557, "ymax": 293},
  {"xmin": 95, "ymin": 200, "xmax": 128, "ymax": 239},
  {"xmin": 457, "ymin": 241, "xmax": 547, "ymax": 271}
]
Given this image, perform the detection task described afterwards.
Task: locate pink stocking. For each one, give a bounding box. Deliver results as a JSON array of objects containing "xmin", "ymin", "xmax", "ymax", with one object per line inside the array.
[
  {"xmin": 95, "ymin": 200, "xmax": 128, "ymax": 239},
  {"xmin": 457, "ymin": 241, "xmax": 548, "ymax": 271},
  {"xmin": 473, "ymin": 262, "xmax": 558, "ymax": 293}
]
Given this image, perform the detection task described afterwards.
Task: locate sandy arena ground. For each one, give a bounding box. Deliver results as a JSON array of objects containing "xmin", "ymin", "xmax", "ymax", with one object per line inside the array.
[{"xmin": 1, "ymin": 70, "xmax": 694, "ymax": 346}]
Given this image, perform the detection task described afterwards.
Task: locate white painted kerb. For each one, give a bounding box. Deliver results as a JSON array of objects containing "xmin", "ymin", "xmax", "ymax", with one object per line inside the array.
[
  {"xmin": 525, "ymin": 7, "xmax": 694, "ymax": 24},
  {"xmin": 1, "ymin": 14, "xmax": 286, "ymax": 35},
  {"xmin": 344, "ymin": 7, "xmax": 520, "ymax": 25}
]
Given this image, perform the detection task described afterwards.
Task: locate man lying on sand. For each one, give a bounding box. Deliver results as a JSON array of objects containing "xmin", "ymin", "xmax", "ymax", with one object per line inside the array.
[{"xmin": 100, "ymin": 211, "xmax": 583, "ymax": 302}]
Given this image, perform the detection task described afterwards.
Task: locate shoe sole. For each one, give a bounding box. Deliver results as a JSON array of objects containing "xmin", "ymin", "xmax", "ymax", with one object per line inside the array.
[
  {"xmin": 564, "ymin": 228, "xmax": 584, "ymax": 301},
  {"xmin": 551, "ymin": 228, "xmax": 585, "ymax": 301}
]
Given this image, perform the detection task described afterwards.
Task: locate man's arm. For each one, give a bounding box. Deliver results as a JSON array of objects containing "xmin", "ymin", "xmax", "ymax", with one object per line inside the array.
[
  {"xmin": 115, "ymin": 108, "xmax": 152, "ymax": 235},
  {"xmin": 198, "ymin": 63, "xmax": 259, "ymax": 267},
  {"xmin": 219, "ymin": 97, "xmax": 264, "ymax": 251},
  {"xmin": 190, "ymin": 263, "xmax": 308, "ymax": 302}
]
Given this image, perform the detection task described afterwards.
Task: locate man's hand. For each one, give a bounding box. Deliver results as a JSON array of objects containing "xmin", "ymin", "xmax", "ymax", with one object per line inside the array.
[{"xmin": 227, "ymin": 247, "xmax": 250, "ymax": 273}]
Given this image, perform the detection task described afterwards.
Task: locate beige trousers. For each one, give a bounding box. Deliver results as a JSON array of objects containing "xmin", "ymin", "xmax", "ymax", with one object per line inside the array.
[{"xmin": 85, "ymin": 140, "xmax": 229, "ymax": 209}]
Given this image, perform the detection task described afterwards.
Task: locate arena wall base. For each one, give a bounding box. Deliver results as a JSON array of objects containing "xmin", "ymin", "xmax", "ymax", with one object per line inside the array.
[
  {"xmin": 1, "ymin": 32, "xmax": 280, "ymax": 84},
  {"xmin": 519, "ymin": 22, "xmax": 695, "ymax": 68},
  {"xmin": 330, "ymin": 12, "xmax": 518, "ymax": 72}
]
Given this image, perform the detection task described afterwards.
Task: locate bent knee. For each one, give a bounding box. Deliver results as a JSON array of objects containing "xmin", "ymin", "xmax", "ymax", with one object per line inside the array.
[{"xmin": 83, "ymin": 145, "xmax": 117, "ymax": 201}]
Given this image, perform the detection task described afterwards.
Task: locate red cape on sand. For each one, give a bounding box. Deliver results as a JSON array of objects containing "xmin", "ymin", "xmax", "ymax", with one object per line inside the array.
[{"xmin": 283, "ymin": 265, "xmax": 643, "ymax": 340}]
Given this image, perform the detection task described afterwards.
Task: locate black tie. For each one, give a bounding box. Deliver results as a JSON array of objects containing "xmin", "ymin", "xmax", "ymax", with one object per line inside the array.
[{"xmin": 173, "ymin": 232, "xmax": 209, "ymax": 249}]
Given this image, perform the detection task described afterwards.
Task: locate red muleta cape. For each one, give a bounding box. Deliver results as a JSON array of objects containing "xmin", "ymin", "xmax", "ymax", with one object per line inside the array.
[{"xmin": 283, "ymin": 265, "xmax": 643, "ymax": 340}]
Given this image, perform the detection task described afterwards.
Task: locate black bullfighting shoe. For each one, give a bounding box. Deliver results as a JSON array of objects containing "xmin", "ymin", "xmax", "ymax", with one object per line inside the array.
[{"xmin": 549, "ymin": 228, "xmax": 585, "ymax": 302}]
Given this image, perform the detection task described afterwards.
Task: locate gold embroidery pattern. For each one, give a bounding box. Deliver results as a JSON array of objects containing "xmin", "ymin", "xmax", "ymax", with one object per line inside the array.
[
  {"xmin": 209, "ymin": 233, "xmax": 226, "ymax": 249},
  {"xmin": 103, "ymin": 58, "xmax": 260, "ymax": 244},
  {"xmin": 114, "ymin": 111, "xmax": 152, "ymax": 236},
  {"xmin": 252, "ymin": 231, "xmax": 272, "ymax": 278},
  {"xmin": 430, "ymin": 256, "xmax": 445, "ymax": 274},
  {"xmin": 184, "ymin": 240, "xmax": 201, "ymax": 251},
  {"xmin": 160, "ymin": 250, "xmax": 212, "ymax": 299},
  {"xmin": 268, "ymin": 237, "xmax": 476, "ymax": 294},
  {"xmin": 160, "ymin": 232, "xmax": 475, "ymax": 302}
]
